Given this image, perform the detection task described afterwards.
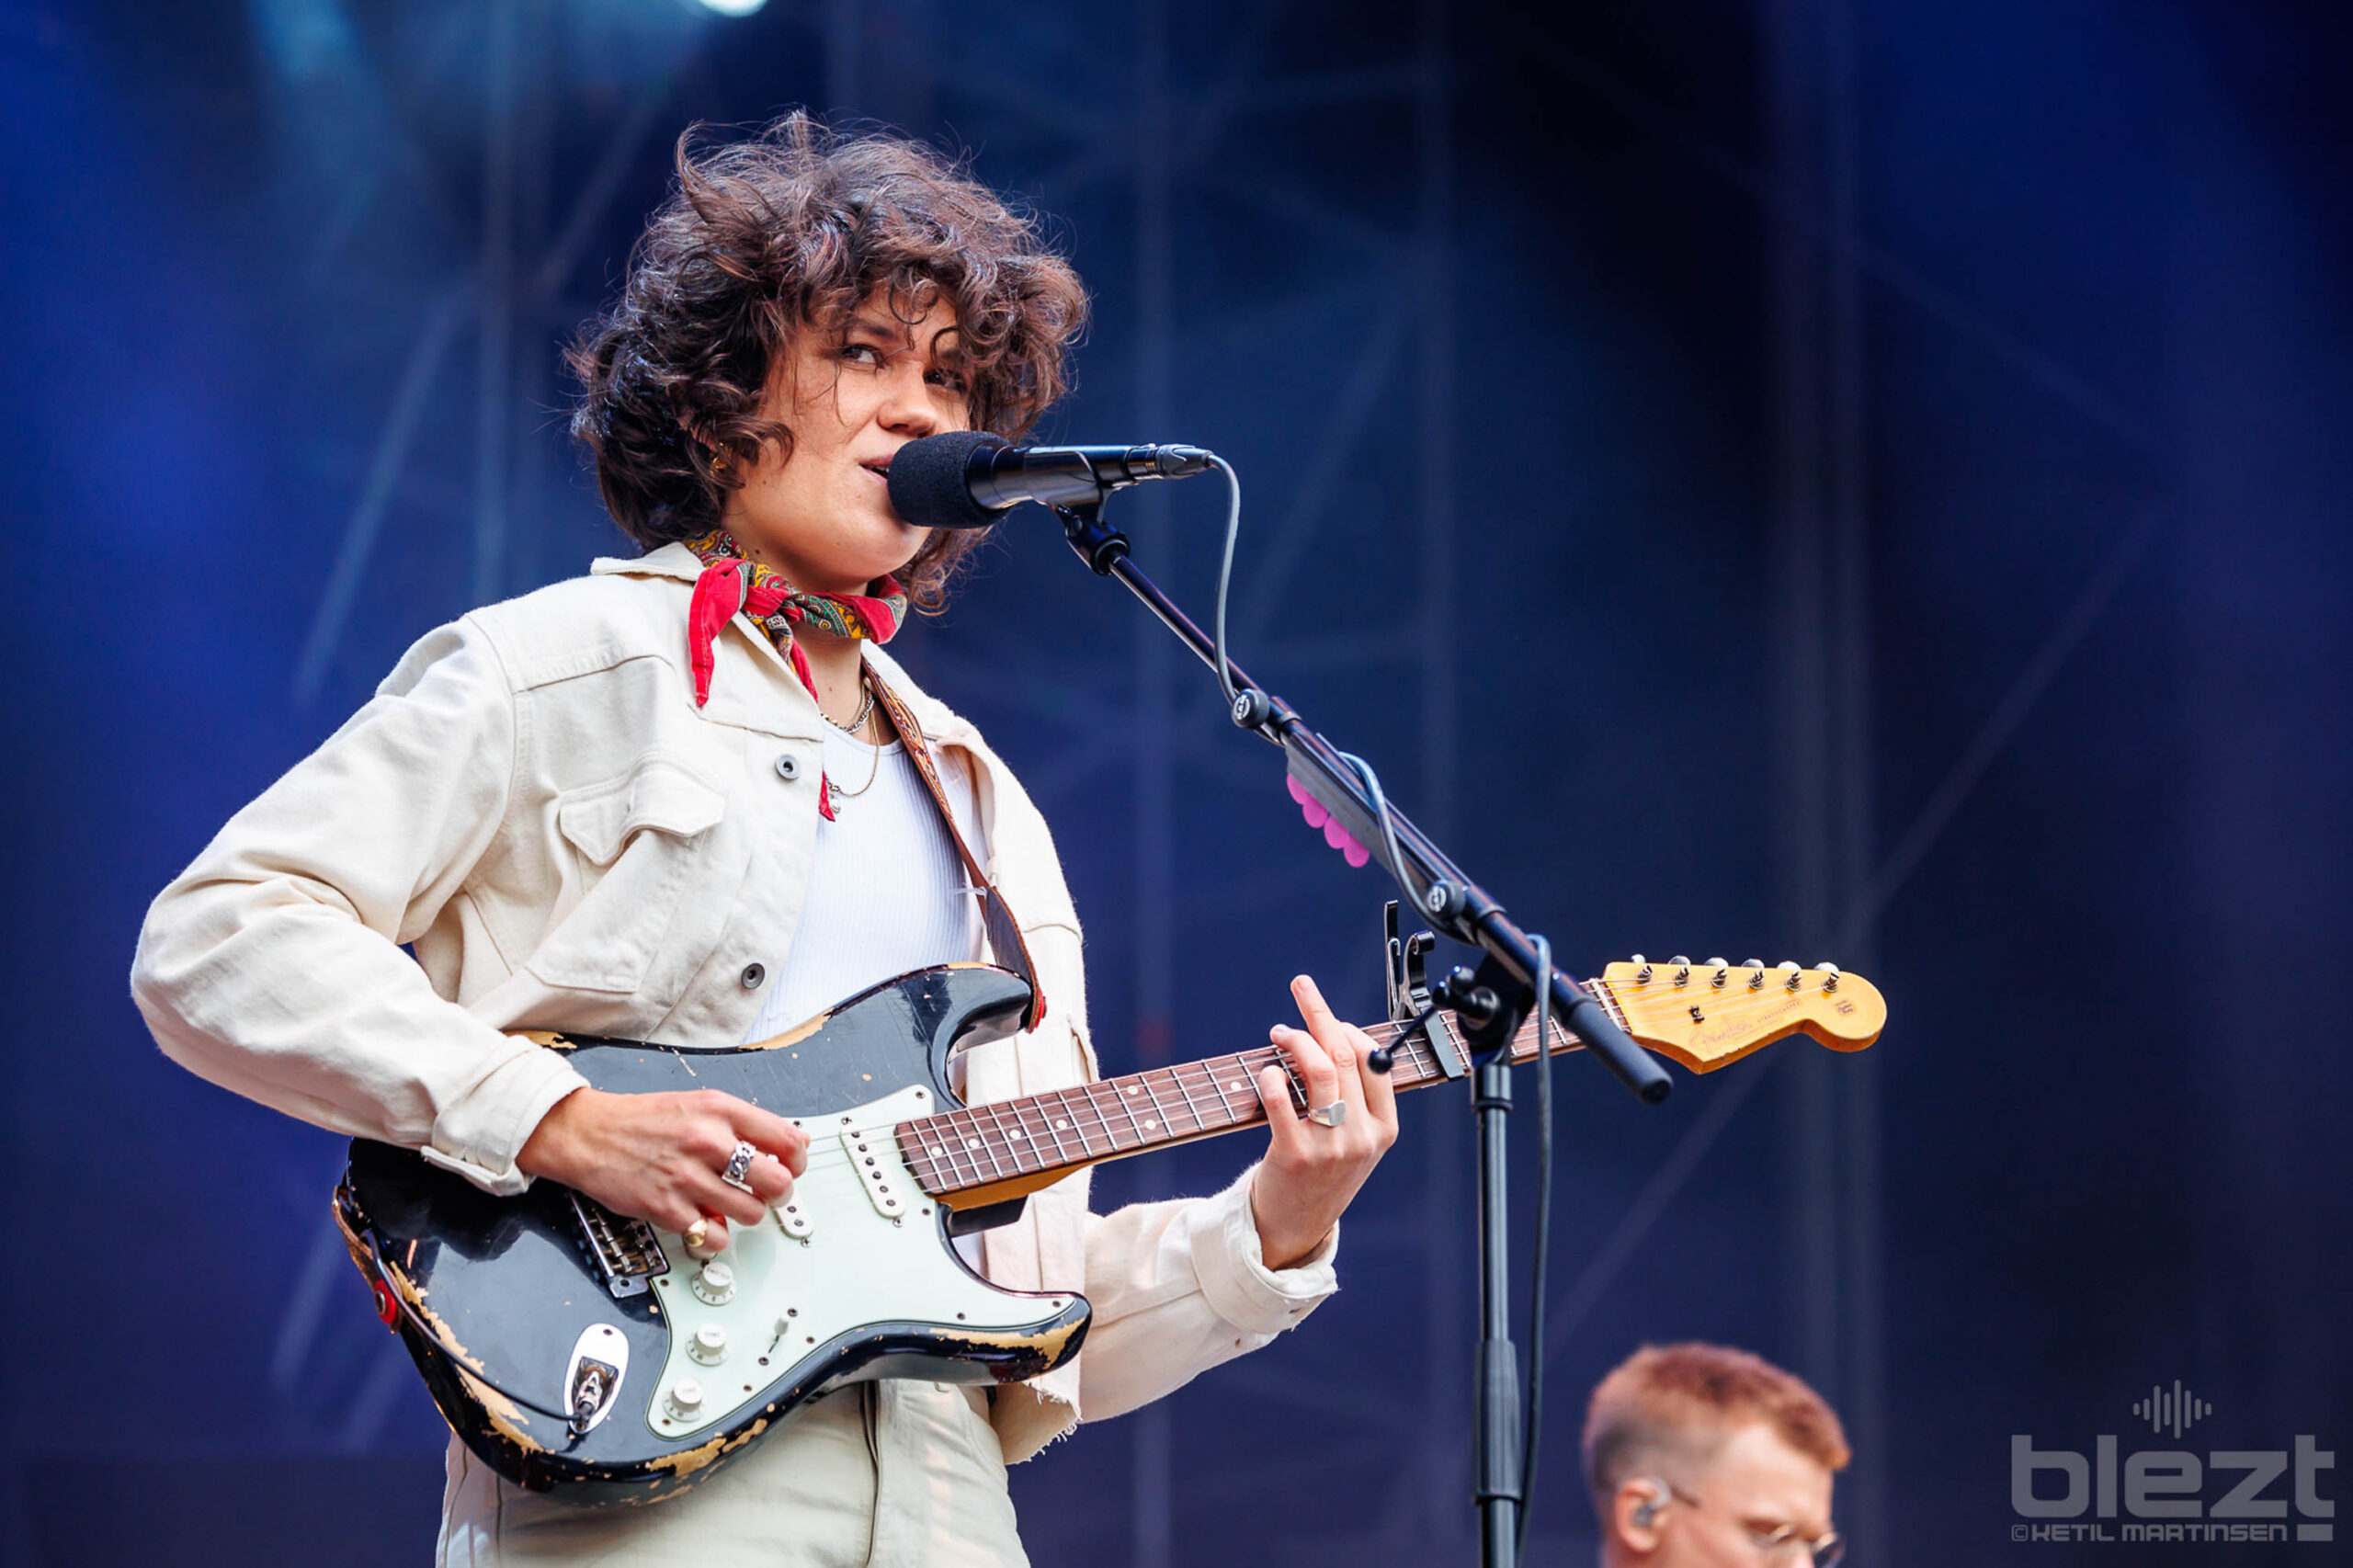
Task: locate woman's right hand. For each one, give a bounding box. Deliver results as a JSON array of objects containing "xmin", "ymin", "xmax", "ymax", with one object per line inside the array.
[{"xmin": 517, "ymin": 1086, "xmax": 809, "ymax": 1252}]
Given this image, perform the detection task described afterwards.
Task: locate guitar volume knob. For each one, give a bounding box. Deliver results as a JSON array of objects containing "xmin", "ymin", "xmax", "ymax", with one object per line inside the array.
[{"xmin": 691, "ymin": 1261, "xmax": 736, "ymax": 1305}]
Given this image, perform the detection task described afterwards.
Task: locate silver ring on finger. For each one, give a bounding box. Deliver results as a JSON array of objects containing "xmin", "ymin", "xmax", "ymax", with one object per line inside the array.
[
  {"xmin": 720, "ymin": 1141, "xmax": 759, "ymax": 1191},
  {"xmin": 1307, "ymin": 1100, "xmax": 1348, "ymax": 1128}
]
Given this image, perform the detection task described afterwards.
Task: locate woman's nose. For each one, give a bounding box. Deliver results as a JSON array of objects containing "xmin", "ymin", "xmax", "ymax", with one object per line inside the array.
[{"xmin": 877, "ymin": 363, "xmax": 938, "ymax": 436}]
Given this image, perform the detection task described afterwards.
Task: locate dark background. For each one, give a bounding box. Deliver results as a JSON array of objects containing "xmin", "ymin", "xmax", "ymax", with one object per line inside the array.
[{"xmin": 3, "ymin": 0, "xmax": 2347, "ymax": 1562}]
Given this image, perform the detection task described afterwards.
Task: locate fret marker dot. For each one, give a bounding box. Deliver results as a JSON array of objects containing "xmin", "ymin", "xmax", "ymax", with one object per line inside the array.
[
  {"xmin": 927, "ymin": 1146, "xmax": 941, "ymax": 1156},
  {"xmin": 1143, "ymin": 1118, "xmax": 1158, "ymax": 1131},
  {"xmin": 1125, "ymin": 1086, "xmax": 1140, "ymax": 1096},
  {"xmin": 1009, "ymin": 1131, "xmax": 1024, "ymax": 1142},
  {"xmin": 1055, "ymin": 1119, "xmax": 1069, "ymax": 1130},
  {"xmin": 967, "ymin": 1139, "xmax": 982, "ymax": 1150}
]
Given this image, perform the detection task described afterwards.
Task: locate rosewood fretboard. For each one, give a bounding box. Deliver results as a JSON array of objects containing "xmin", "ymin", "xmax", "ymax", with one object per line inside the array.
[{"xmin": 894, "ymin": 979, "xmax": 1627, "ymax": 1206}]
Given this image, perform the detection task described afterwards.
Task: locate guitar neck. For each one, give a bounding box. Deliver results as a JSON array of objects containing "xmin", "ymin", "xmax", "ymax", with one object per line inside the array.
[{"xmin": 896, "ymin": 981, "xmax": 1620, "ymax": 1210}]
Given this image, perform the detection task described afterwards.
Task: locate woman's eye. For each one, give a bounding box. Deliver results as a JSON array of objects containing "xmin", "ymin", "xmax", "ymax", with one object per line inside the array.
[
  {"xmin": 842, "ymin": 341, "xmax": 883, "ymax": 366},
  {"xmin": 928, "ymin": 369, "xmax": 970, "ymax": 393}
]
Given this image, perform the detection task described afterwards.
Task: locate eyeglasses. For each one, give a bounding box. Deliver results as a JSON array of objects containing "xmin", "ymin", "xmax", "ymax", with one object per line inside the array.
[{"xmin": 1640, "ymin": 1477, "xmax": 1846, "ymax": 1568}]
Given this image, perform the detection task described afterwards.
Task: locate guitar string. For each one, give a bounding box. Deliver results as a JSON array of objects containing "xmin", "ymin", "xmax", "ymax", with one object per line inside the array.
[
  {"xmin": 779, "ymin": 1049, "xmax": 1326, "ymax": 1186},
  {"xmin": 767, "ymin": 967, "xmax": 1847, "ymax": 1172},
  {"xmin": 773, "ymin": 1011, "xmax": 1785, "ymax": 1193},
  {"xmin": 731, "ymin": 978, "xmax": 1856, "ymax": 1193},
  {"xmin": 789, "ymin": 1042, "xmax": 1423, "ymax": 1202},
  {"xmin": 766, "ymin": 1047, "xmax": 1342, "ymax": 1190},
  {"xmin": 768, "ymin": 1000, "xmax": 1599, "ymax": 1187},
  {"xmin": 770, "ymin": 1021, "xmax": 1469, "ymax": 1193}
]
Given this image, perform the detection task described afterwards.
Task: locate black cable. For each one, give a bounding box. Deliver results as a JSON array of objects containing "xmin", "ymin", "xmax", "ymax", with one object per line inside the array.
[
  {"xmin": 1207, "ymin": 454, "xmax": 1243, "ymax": 708},
  {"xmin": 1337, "ymin": 748, "xmax": 1416, "ymax": 926},
  {"xmin": 1518, "ymin": 933, "xmax": 1555, "ymax": 1553},
  {"xmin": 1188, "ymin": 453, "xmax": 1555, "ymax": 1542}
]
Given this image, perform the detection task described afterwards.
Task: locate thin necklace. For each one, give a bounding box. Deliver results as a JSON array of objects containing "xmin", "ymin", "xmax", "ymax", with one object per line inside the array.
[
  {"xmin": 825, "ymin": 672, "xmax": 885, "ymax": 810},
  {"xmin": 822, "ymin": 675, "xmax": 877, "ymax": 736}
]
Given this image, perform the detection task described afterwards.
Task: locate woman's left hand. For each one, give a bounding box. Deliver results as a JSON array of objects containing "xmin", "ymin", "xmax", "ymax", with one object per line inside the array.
[{"xmin": 1249, "ymin": 973, "xmax": 1401, "ymax": 1269}]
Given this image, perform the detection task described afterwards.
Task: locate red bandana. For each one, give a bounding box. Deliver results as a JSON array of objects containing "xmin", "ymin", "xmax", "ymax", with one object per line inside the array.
[{"xmin": 682, "ymin": 529, "xmax": 907, "ymax": 820}]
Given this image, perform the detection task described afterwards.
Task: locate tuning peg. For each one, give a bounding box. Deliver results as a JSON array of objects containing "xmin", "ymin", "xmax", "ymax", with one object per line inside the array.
[
  {"xmin": 1745, "ymin": 959, "xmax": 1766, "ymax": 990},
  {"xmin": 1818, "ymin": 962, "xmax": 1840, "ymax": 992},
  {"xmin": 1779, "ymin": 960, "xmax": 1802, "ymax": 991},
  {"xmin": 1671, "ymin": 955, "xmax": 1691, "ymax": 985},
  {"xmin": 1706, "ymin": 957, "xmax": 1730, "ymax": 989},
  {"xmin": 1630, "ymin": 954, "xmax": 1654, "ymax": 983}
]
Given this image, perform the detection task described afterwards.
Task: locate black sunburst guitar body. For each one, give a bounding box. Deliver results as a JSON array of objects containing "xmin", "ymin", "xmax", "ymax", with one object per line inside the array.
[{"xmin": 334, "ymin": 963, "xmax": 1087, "ymax": 1507}]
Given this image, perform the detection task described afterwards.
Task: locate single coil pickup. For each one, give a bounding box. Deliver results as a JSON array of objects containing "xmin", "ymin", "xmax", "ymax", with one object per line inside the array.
[{"xmin": 569, "ymin": 1191, "xmax": 670, "ymax": 1298}]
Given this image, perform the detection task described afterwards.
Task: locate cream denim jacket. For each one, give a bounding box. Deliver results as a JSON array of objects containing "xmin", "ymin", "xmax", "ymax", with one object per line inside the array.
[{"xmin": 131, "ymin": 542, "xmax": 1335, "ymax": 1462}]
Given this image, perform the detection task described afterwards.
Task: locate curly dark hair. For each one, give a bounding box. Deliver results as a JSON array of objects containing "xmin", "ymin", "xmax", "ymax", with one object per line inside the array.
[{"xmin": 567, "ymin": 113, "xmax": 1089, "ymax": 609}]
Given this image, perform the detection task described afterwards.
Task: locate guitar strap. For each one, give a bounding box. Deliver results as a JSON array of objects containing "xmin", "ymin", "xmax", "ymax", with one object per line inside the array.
[{"xmin": 863, "ymin": 667, "xmax": 1047, "ymax": 1033}]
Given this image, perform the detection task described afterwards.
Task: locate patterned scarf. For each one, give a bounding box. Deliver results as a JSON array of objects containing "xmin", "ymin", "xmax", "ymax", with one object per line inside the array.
[{"xmin": 682, "ymin": 528, "xmax": 908, "ymax": 821}]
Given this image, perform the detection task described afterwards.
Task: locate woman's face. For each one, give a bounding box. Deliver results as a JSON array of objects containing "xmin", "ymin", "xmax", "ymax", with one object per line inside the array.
[{"xmin": 720, "ymin": 287, "xmax": 971, "ymax": 596}]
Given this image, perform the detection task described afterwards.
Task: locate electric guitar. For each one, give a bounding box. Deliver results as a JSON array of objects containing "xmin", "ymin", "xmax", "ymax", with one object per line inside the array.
[{"xmin": 334, "ymin": 955, "xmax": 1883, "ymax": 1506}]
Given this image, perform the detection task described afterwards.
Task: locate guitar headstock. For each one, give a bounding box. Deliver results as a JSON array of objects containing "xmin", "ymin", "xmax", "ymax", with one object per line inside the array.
[{"xmin": 1598, "ymin": 956, "xmax": 1884, "ymax": 1073}]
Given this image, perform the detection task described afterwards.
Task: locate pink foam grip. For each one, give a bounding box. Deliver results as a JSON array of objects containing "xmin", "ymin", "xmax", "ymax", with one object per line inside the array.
[{"xmin": 1290, "ymin": 775, "xmax": 1367, "ymax": 861}]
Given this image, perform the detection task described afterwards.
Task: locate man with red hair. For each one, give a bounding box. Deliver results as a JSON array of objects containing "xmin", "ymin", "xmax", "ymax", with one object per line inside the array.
[{"xmin": 1582, "ymin": 1342, "xmax": 1852, "ymax": 1567}]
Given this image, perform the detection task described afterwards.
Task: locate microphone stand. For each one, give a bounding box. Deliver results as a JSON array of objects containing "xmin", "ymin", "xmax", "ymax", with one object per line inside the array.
[{"xmin": 1053, "ymin": 500, "xmax": 1672, "ymax": 1567}]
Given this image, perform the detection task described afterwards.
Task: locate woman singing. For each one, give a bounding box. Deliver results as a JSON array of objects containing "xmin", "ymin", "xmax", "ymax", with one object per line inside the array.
[{"xmin": 131, "ymin": 114, "xmax": 1398, "ymax": 1565}]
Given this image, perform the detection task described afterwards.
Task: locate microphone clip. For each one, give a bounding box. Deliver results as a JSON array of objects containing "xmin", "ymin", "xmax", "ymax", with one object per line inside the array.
[{"xmin": 1054, "ymin": 497, "xmax": 1132, "ymax": 577}]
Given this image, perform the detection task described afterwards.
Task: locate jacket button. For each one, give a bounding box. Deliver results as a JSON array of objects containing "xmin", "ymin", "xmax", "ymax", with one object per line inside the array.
[
  {"xmin": 740, "ymin": 963, "xmax": 767, "ymax": 990},
  {"xmin": 774, "ymin": 754, "xmax": 801, "ymax": 781}
]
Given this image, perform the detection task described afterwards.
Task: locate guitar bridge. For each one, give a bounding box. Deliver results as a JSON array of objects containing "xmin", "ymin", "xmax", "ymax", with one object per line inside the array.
[{"xmin": 569, "ymin": 1191, "xmax": 670, "ymax": 1299}]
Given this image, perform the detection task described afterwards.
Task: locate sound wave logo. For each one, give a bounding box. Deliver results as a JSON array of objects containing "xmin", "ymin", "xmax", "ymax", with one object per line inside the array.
[{"xmin": 2132, "ymin": 1381, "xmax": 2211, "ymax": 1438}]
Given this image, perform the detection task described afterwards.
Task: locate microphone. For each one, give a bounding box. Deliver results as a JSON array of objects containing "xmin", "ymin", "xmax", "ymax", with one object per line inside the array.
[{"xmin": 887, "ymin": 430, "xmax": 1213, "ymax": 530}]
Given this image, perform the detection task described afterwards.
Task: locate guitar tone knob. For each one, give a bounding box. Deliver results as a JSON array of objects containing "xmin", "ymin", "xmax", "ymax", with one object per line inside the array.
[
  {"xmin": 665, "ymin": 1380, "xmax": 706, "ymax": 1421},
  {"xmin": 688, "ymin": 1324, "xmax": 728, "ymax": 1366},
  {"xmin": 691, "ymin": 1261, "xmax": 736, "ymax": 1305}
]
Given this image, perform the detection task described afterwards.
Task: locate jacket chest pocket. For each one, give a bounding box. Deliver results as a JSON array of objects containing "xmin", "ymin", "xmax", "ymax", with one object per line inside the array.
[{"xmin": 528, "ymin": 754, "xmax": 731, "ymax": 994}]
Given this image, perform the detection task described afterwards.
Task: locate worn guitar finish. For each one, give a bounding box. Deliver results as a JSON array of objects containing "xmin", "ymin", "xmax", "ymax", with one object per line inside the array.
[
  {"xmin": 335, "ymin": 963, "xmax": 1084, "ymax": 1508},
  {"xmin": 336, "ymin": 955, "xmax": 1884, "ymax": 1506}
]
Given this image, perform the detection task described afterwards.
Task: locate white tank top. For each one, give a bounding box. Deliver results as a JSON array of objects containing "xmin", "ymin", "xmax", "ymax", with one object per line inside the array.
[{"xmin": 741, "ymin": 727, "xmax": 986, "ymax": 1045}]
